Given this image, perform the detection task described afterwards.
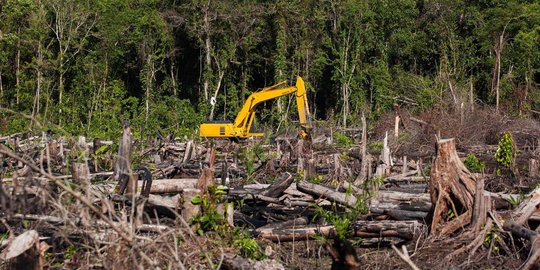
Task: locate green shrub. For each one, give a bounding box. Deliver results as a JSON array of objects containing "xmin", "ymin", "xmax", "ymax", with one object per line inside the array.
[
  {"xmin": 463, "ymin": 154, "xmax": 485, "ymax": 172},
  {"xmin": 368, "ymin": 141, "xmax": 383, "ymax": 152},
  {"xmin": 495, "ymin": 131, "xmax": 516, "ymax": 172},
  {"xmin": 233, "ymin": 230, "xmax": 264, "ymax": 260},
  {"xmin": 189, "ymin": 185, "xmax": 229, "ymax": 235},
  {"xmin": 334, "ymin": 132, "xmax": 353, "ymax": 148}
]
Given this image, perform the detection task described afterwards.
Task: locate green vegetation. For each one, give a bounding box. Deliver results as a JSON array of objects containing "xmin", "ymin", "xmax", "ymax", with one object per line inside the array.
[
  {"xmin": 232, "ymin": 229, "xmax": 264, "ymax": 260},
  {"xmin": 368, "ymin": 141, "xmax": 384, "ymax": 152},
  {"xmin": 313, "ymin": 189, "xmax": 369, "ymax": 240},
  {"xmin": 464, "ymin": 154, "xmax": 485, "ymax": 173},
  {"xmin": 189, "ymin": 184, "xmax": 264, "ymax": 260},
  {"xmin": 189, "ymin": 185, "xmax": 229, "ymax": 235},
  {"xmin": 241, "ymin": 141, "xmax": 267, "ymax": 178},
  {"xmin": 495, "ymin": 131, "xmax": 516, "ymax": 175},
  {"xmin": 334, "ymin": 132, "xmax": 354, "ymax": 148},
  {"xmin": 0, "ymin": 1, "xmax": 538, "ymax": 137}
]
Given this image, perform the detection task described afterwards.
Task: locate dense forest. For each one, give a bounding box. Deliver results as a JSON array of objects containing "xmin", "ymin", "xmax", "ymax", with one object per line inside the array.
[{"xmin": 0, "ymin": 0, "xmax": 539, "ymax": 138}]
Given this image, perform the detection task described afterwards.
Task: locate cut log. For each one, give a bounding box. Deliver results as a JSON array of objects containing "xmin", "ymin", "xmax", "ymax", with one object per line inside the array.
[
  {"xmin": 228, "ymin": 190, "xmax": 282, "ymax": 204},
  {"xmin": 71, "ymin": 162, "xmax": 90, "ymax": 190},
  {"xmin": 383, "ymin": 209, "xmax": 428, "ymax": 220},
  {"xmin": 256, "ymin": 217, "xmax": 309, "ymax": 231},
  {"xmin": 8, "ymin": 214, "xmax": 170, "ymax": 234},
  {"xmin": 90, "ymin": 179, "xmax": 199, "ymax": 195},
  {"xmin": 429, "ymin": 138, "xmax": 477, "ymax": 239},
  {"xmin": 297, "ymin": 181, "xmax": 356, "ymax": 208},
  {"xmin": 259, "ymin": 172, "xmax": 293, "ymax": 198},
  {"xmin": 221, "ymin": 254, "xmax": 285, "ymax": 270},
  {"xmin": 256, "ymin": 220, "xmax": 425, "ymax": 242}
]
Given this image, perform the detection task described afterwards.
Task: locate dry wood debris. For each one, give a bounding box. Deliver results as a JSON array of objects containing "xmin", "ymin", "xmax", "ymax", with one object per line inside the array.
[{"xmin": 1, "ymin": 124, "xmax": 540, "ymax": 269}]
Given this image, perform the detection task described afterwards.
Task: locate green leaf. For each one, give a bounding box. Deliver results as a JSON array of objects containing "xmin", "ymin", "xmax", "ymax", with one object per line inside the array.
[
  {"xmin": 191, "ymin": 196, "xmax": 202, "ymax": 205},
  {"xmin": 95, "ymin": 145, "xmax": 110, "ymax": 155}
]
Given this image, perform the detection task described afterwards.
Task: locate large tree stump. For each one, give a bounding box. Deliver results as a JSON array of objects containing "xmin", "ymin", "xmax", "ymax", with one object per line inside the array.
[{"xmin": 429, "ymin": 138, "xmax": 477, "ymax": 238}]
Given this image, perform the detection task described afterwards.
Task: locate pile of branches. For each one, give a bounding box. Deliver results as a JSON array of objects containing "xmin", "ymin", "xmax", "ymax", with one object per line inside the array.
[{"xmin": 1, "ymin": 120, "xmax": 540, "ymax": 269}]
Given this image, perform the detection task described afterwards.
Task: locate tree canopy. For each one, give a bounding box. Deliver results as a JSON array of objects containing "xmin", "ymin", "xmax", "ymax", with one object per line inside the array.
[{"xmin": 0, "ymin": 0, "xmax": 539, "ymax": 138}]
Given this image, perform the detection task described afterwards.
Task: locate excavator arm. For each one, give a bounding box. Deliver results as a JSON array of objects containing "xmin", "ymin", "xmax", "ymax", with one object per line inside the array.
[{"xmin": 200, "ymin": 76, "xmax": 312, "ymax": 139}]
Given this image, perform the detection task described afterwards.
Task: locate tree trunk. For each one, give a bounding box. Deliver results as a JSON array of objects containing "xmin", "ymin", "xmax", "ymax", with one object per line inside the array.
[
  {"xmin": 429, "ymin": 138, "xmax": 477, "ymax": 239},
  {"xmin": 202, "ymin": 3, "xmax": 211, "ymax": 101},
  {"xmin": 15, "ymin": 29, "xmax": 20, "ymax": 105},
  {"xmin": 114, "ymin": 123, "xmax": 133, "ymax": 195},
  {"xmin": 31, "ymin": 43, "xmax": 43, "ymax": 128},
  {"xmin": 209, "ymin": 70, "xmax": 225, "ymax": 120},
  {"xmin": 354, "ymin": 112, "xmax": 368, "ymax": 185},
  {"xmin": 0, "ymin": 69, "xmax": 3, "ymax": 102}
]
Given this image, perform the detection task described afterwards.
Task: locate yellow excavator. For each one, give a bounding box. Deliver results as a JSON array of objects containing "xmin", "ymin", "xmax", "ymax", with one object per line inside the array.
[{"xmin": 199, "ymin": 76, "xmax": 312, "ymax": 140}]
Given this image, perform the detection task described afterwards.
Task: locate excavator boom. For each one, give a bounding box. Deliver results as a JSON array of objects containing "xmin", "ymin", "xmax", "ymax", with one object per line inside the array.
[{"xmin": 200, "ymin": 76, "xmax": 312, "ymax": 139}]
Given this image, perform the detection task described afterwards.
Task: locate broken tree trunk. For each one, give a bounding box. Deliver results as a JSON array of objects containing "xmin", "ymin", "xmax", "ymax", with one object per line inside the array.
[
  {"xmin": 429, "ymin": 138, "xmax": 477, "ymax": 239},
  {"xmin": 530, "ymin": 159, "xmax": 539, "ymax": 178},
  {"xmin": 114, "ymin": 122, "xmax": 133, "ymax": 195},
  {"xmin": 256, "ymin": 220, "xmax": 425, "ymax": 242},
  {"xmin": 354, "ymin": 112, "xmax": 368, "ymax": 186},
  {"xmin": 0, "ymin": 230, "xmax": 46, "ymax": 270},
  {"xmin": 197, "ymin": 147, "xmax": 215, "ymax": 193}
]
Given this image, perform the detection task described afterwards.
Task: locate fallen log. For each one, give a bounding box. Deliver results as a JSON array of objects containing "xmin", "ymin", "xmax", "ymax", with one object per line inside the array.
[
  {"xmin": 382, "ymin": 209, "xmax": 428, "ymax": 221},
  {"xmin": 90, "ymin": 179, "xmax": 198, "ymax": 195},
  {"xmin": 256, "ymin": 217, "xmax": 309, "ymax": 231},
  {"xmin": 256, "ymin": 220, "xmax": 425, "ymax": 242},
  {"xmin": 297, "ymin": 181, "xmax": 356, "ymax": 208},
  {"xmin": 8, "ymin": 213, "xmax": 171, "ymax": 233},
  {"xmin": 259, "ymin": 172, "xmax": 293, "ymax": 198}
]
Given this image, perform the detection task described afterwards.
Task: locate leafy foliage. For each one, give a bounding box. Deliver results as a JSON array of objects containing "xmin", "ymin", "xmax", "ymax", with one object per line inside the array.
[
  {"xmin": 0, "ymin": 0, "xmax": 539, "ymax": 137},
  {"xmin": 334, "ymin": 132, "xmax": 353, "ymax": 148},
  {"xmin": 189, "ymin": 185, "xmax": 229, "ymax": 235},
  {"xmin": 495, "ymin": 131, "xmax": 516, "ymax": 173},
  {"xmin": 463, "ymin": 153, "xmax": 485, "ymax": 172},
  {"xmin": 232, "ymin": 229, "xmax": 264, "ymax": 260},
  {"xmin": 313, "ymin": 188, "xmax": 369, "ymax": 240}
]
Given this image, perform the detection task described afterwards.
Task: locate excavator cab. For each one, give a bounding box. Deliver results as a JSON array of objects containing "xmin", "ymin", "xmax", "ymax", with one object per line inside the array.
[{"xmin": 199, "ymin": 76, "xmax": 312, "ymax": 140}]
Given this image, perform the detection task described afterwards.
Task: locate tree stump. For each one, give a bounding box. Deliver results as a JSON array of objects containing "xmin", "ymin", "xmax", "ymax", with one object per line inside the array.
[
  {"xmin": 530, "ymin": 159, "xmax": 539, "ymax": 178},
  {"xmin": 429, "ymin": 138, "xmax": 477, "ymax": 238},
  {"xmin": 114, "ymin": 122, "xmax": 133, "ymax": 195},
  {"xmin": 0, "ymin": 230, "xmax": 47, "ymax": 270}
]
